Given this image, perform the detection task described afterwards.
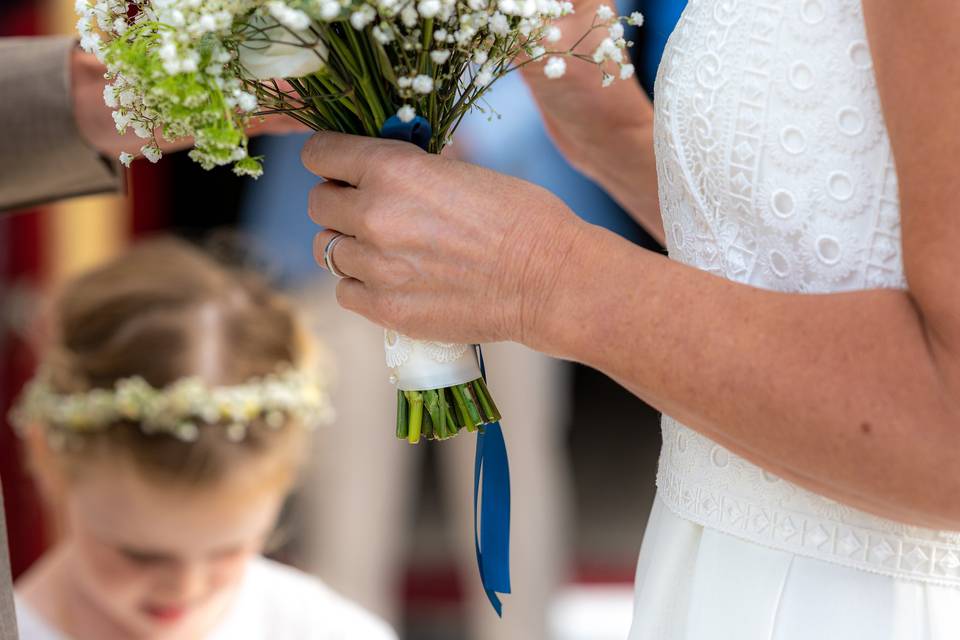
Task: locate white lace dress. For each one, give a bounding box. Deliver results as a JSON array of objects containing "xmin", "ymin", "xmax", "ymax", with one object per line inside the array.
[{"xmin": 631, "ymin": 1, "xmax": 960, "ymax": 638}]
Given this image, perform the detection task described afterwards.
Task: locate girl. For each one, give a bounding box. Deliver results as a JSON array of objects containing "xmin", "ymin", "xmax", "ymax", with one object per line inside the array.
[{"xmin": 10, "ymin": 238, "xmax": 396, "ymax": 640}]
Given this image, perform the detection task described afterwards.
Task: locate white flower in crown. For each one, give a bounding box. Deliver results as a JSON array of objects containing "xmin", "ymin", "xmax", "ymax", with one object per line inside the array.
[{"xmin": 9, "ymin": 367, "xmax": 332, "ymax": 442}]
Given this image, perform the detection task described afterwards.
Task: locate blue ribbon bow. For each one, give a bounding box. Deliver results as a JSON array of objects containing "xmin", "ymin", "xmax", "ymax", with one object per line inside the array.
[{"xmin": 380, "ymin": 116, "xmax": 512, "ymax": 616}]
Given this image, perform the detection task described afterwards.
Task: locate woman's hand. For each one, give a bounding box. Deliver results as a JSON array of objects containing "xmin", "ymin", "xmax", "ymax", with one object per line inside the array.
[
  {"xmin": 302, "ymin": 131, "xmax": 586, "ymax": 344},
  {"xmin": 522, "ymin": 2, "xmax": 651, "ymax": 165}
]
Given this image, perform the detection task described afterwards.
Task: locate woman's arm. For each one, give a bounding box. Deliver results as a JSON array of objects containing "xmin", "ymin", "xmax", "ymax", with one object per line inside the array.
[
  {"xmin": 301, "ymin": 0, "xmax": 960, "ymax": 528},
  {"xmin": 519, "ymin": 0, "xmax": 664, "ymax": 242},
  {"xmin": 531, "ymin": 0, "xmax": 960, "ymax": 528}
]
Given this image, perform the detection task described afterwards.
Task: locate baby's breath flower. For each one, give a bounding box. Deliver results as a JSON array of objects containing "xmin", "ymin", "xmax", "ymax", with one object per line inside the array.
[
  {"xmin": 620, "ymin": 63, "xmax": 635, "ymax": 80},
  {"xmin": 418, "ymin": 0, "xmax": 441, "ymax": 18},
  {"xmin": 592, "ymin": 37, "xmax": 623, "ymax": 64},
  {"xmin": 373, "ymin": 24, "xmax": 395, "ymax": 43},
  {"xmin": 267, "ymin": 1, "xmax": 310, "ymax": 30},
  {"xmin": 474, "ymin": 66, "xmax": 494, "ymax": 87},
  {"xmin": 397, "ymin": 104, "xmax": 416, "ymax": 122},
  {"xmin": 489, "ymin": 12, "xmax": 509, "ymax": 35},
  {"xmin": 627, "ymin": 11, "xmax": 644, "ymax": 27},
  {"xmin": 544, "ymin": 56, "xmax": 566, "ymax": 79},
  {"xmin": 237, "ymin": 92, "xmax": 258, "ymax": 112},
  {"xmin": 141, "ymin": 144, "xmax": 162, "ymax": 163},
  {"xmin": 82, "ymin": 0, "xmax": 638, "ymax": 176},
  {"xmin": 412, "ymin": 74, "xmax": 434, "ymax": 94},
  {"xmin": 119, "ymin": 152, "xmax": 134, "ymax": 167},
  {"xmin": 601, "ymin": 72, "xmax": 614, "ymax": 87},
  {"xmin": 351, "ymin": 5, "xmax": 377, "ymax": 29},
  {"xmin": 103, "ymin": 84, "xmax": 118, "ymax": 108},
  {"xmin": 401, "ymin": 4, "xmax": 418, "ymax": 27},
  {"xmin": 320, "ymin": 1, "xmax": 341, "ymax": 20}
]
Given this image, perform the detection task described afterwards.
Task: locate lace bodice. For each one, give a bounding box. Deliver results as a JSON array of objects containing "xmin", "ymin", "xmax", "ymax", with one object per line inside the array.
[{"xmin": 653, "ymin": 0, "xmax": 960, "ymax": 586}]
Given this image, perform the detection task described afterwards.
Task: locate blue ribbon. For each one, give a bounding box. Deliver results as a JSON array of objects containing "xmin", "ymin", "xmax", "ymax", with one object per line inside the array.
[
  {"xmin": 474, "ymin": 347, "xmax": 512, "ymax": 615},
  {"xmin": 380, "ymin": 116, "xmax": 512, "ymax": 616},
  {"xmin": 380, "ymin": 114, "xmax": 433, "ymax": 150}
]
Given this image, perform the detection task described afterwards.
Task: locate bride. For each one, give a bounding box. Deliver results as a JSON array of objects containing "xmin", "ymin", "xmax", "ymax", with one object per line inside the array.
[{"xmin": 301, "ymin": 0, "xmax": 960, "ymax": 637}]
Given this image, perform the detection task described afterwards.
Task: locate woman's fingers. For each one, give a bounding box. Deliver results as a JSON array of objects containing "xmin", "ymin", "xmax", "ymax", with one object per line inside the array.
[
  {"xmin": 313, "ymin": 231, "xmax": 377, "ymax": 282},
  {"xmin": 301, "ymin": 130, "xmax": 424, "ymax": 186},
  {"xmin": 308, "ymin": 180, "xmax": 362, "ymax": 233},
  {"xmin": 334, "ymin": 277, "xmax": 376, "ymax": 319}
]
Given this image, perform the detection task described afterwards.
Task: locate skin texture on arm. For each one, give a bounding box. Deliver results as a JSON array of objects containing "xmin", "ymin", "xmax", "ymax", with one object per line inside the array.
[{"xmin": 301, "ymin": 0, "xmax": 960, "ymax": 529}]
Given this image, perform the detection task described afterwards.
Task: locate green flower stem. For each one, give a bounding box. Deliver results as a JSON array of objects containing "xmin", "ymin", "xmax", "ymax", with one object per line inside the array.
[
  {"xmin": 396, "ymin": 390, "xmax": 408, "ymax": 439},
  {"xmin": 450, "ymin": 385, "xmax": 471, "ymax": 431},
  {"xmin": 459, "ymin": 383, "xmax": 483, "ymax": 431},
  {"xmin": 423, "ymin": 389, "xmax": 442, "ymax": 439},
  {"xmin": 445, "ymin": 407, "xmax": 459, "ymax": 437},
  {"xmin": 396, "ymin": 380, "xmax": 501, "ymax": 442},
  {"xmin": 437, "ymin": 388, "xmax": 449, "ymax": 439},
  {"xmin": 343, "ymin": 26, "xmax": 388, "ymax": 127},
  {"xmin": 404, "ymin": 390, "xmax": 423, "ymax": 444},
  {"xmin": 422, "ymin": 406, "xmax": 435, "ymax": 439},
  {"xmin": 419, "ymin": 18, "xmax": 434, "ymax": 76},
  {"xmin": 471, "ymin": 379, "xmax": 501, "ymax": 422}
]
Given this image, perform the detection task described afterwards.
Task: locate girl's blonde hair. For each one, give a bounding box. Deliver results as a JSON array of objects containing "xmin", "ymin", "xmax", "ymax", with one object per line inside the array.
[{"xmin": 31, "ymin": 237, "xmax": 312, "ymax": 493}]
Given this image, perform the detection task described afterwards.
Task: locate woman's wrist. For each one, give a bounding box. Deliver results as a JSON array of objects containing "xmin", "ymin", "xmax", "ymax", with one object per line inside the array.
[{"xmin": 518, "ymin": 219, "xmax": 628, "ymax": 358}]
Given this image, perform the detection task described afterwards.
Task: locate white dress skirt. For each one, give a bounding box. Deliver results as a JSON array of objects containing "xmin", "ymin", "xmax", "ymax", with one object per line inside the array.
[{"xmin": 630, "ymin": 0, "xmax": 960, "ymax": 637}]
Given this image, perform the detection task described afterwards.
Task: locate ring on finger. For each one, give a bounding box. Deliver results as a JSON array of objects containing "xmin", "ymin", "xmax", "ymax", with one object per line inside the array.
[{"xmin": 323, "ymin": 232, "xmax": 350, "ymax": 279}]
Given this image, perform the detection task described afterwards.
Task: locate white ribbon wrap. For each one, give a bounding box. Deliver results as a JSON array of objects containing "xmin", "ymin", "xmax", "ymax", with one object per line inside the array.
[{"xmin": 384, "ymin": 330, "xmax": 482, "ymax": 391}]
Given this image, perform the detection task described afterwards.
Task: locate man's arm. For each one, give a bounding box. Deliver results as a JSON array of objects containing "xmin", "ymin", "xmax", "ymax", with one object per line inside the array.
[{"xmin": 0, "ymin": 37, "xmax": 121, "ymax": 213}]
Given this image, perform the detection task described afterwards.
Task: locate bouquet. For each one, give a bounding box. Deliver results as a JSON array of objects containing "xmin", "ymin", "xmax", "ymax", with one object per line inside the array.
[{"xmin": 76, "ymin": 0, "xmax": 641, "ymax": 444}]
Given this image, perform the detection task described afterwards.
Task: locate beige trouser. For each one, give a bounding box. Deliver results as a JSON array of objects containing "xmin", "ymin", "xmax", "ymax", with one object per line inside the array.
[{"xmin": 296, "ymin": 281, "xmax": 572, "ymax": 640}]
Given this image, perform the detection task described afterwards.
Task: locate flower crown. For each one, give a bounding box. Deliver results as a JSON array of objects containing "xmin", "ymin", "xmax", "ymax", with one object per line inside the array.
[{"xmin": 10, "ymin": 367, "xmax": 333, "ymax": 443}]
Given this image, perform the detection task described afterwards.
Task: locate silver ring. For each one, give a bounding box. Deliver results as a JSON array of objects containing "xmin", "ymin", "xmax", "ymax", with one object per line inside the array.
[{"xmin": 323, "ymin": 232, "xmax": 349, "ymax": 279}]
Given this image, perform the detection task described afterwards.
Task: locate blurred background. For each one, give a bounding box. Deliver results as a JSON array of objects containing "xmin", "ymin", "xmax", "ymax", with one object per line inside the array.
[{"xmin": 0, "ymin": 0, "xmax": 685, "ymax": 638}]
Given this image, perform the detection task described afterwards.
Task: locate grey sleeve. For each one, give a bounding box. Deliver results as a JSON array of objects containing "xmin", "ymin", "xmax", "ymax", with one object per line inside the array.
[
  {"xmin": 0, "ymin": 483, "xmax": 18, "ymax": 640},
  {"xmin": 0, "ymin": 36, "xmax": 121, "ymax": 213}
]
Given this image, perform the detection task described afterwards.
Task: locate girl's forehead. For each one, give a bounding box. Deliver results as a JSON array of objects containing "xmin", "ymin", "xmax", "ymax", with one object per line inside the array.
[{"xmin": 67, "ymin": 465, "xmax": 283, "ymax": 553}]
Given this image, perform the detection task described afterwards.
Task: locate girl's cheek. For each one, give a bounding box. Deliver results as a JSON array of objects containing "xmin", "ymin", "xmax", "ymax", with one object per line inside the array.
[{"xmin": 77, "ymin": 537, "xmax": 149, "ymax": 593}]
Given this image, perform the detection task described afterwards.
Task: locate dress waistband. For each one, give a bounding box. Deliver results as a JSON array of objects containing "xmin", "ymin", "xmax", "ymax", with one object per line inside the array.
[{"xmin": 657, "ymin": 416, "xmax": 960, "ymax": 587}]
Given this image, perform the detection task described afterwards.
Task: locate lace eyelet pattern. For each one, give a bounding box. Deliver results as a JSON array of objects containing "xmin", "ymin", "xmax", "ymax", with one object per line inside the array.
[{"xmin": 650, "ymin": 0, "xmax": 955, "ymax": 584}]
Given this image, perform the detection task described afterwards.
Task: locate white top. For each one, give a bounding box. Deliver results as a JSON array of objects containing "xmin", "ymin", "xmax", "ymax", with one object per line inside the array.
[
  {"xmin": 15, "ymin": 557, "xmax": 397, "ymax": 640},
  {"xmin": 631, "ymin": 0, "xmax": 960, "ymax": 638}
]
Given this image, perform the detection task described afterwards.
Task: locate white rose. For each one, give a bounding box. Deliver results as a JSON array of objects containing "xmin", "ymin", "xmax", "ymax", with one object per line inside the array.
[{"xmin": 238, "ymin": 17, "xmax": 328, "ymax": 79}]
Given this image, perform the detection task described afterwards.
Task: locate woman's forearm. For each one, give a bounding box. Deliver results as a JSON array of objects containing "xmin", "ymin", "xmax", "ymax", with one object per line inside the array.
[
  {"xmin": 530, "ymin": 223, "xmax": 960, "ymax": 528},
  {"xmin": 567, "ymin": 122, "xmax": 665, "ymax": 244}
]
